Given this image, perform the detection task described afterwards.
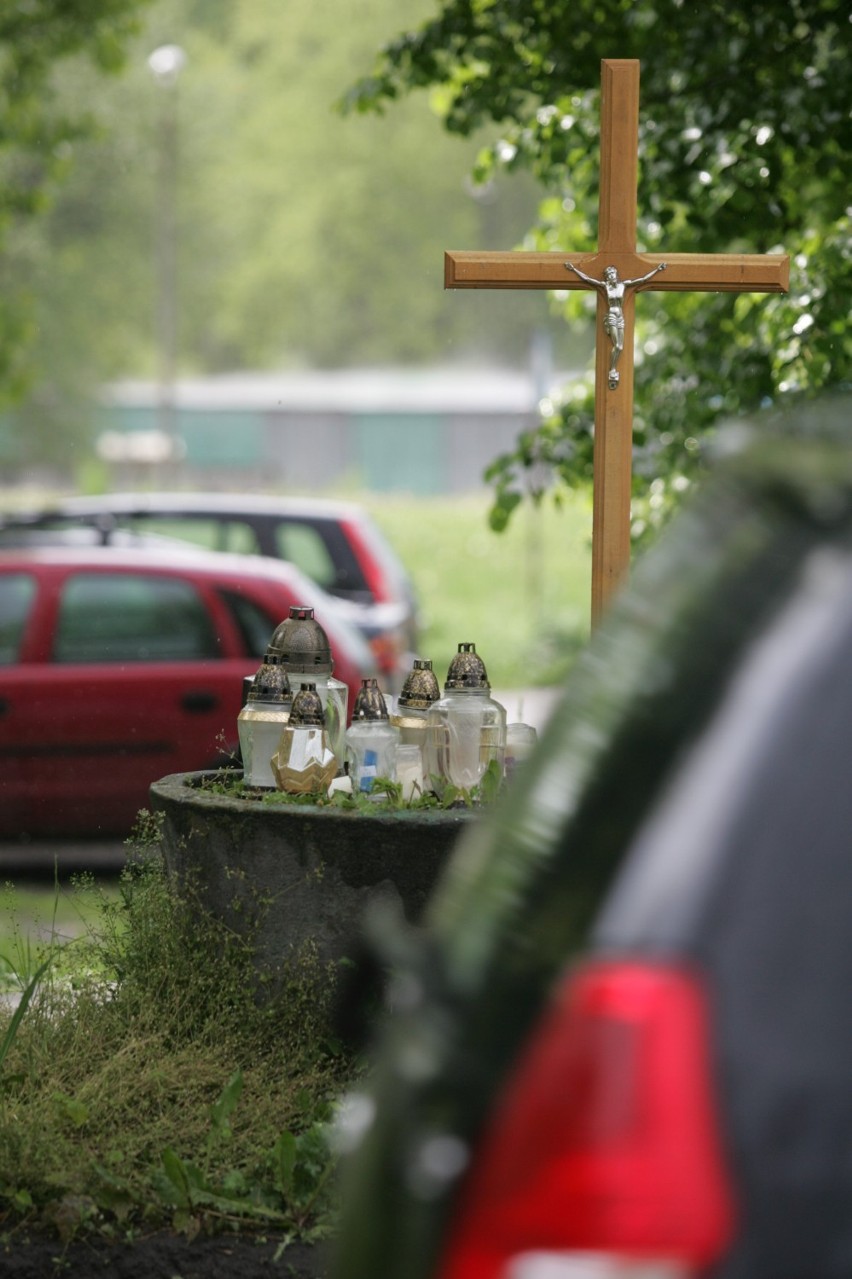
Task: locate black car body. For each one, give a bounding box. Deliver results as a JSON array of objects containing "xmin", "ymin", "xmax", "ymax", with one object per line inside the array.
[{"xmin": 332, "ymin": 407, "xmax": 852, "ymax": 1279}]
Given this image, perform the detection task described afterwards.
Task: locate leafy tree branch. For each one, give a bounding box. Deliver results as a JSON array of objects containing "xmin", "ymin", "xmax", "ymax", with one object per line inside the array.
[{"xmin": 347, "ymin": 0, "xmax": 850, "ymax": 538}]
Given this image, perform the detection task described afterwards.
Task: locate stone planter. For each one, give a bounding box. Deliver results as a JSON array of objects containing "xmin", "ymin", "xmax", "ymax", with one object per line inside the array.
[{"xmin": 148, "ymin": 770, "xmax": 474, "ymax": 977}]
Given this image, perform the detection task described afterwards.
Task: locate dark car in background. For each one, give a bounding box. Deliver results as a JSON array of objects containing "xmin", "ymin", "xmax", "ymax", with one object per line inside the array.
[
  {"xmin": 332, "ymin": 411, "xmax": 852, "ymax": 1279},
  {"xmin": 0, "ymin": 545, "xmax": 373, "ymax": 838},
  {"xmin": 0, "ymin": 493, "xmax": 418, "ymax": 689}
]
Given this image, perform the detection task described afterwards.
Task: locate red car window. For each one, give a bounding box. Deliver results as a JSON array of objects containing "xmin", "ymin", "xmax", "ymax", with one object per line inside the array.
[
  {"xmin": 0, "ymin": 572, "xmax": 36, "ymax": 663},
  {"xmin": 53, "ymin": 572, "xmax": 219, "ymax": 663},
  {"xmin": 217, "ymin": 587, "xmax": 279, "ymax": 658}
]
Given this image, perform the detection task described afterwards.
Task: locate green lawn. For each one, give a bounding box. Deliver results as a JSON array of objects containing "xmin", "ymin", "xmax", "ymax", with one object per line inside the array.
[{"xmin": 365, "ymin": 488, "xmax": 593, "ymax": 687}]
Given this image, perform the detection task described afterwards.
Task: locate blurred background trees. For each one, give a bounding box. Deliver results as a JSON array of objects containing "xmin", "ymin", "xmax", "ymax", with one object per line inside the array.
[
  {"xmin": 0, "ymin": 0, "xmax": 153, "ymax": 450},
  {"xmin": 0, "ymin": 0, "xmax": 571, "ymax": 470},
  {"xmin": 346, "ymin": 0, "xmax": 850, "ymax": 537},
  {"xmin": 0, "ymin": 0, "xmax": 847, "ymax": 500}
]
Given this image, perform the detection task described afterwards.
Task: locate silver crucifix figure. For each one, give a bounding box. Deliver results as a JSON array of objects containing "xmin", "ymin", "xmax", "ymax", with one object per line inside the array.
[{"xmin": 565, "ymin": 261, "xmax": 667, "ymax": 388}]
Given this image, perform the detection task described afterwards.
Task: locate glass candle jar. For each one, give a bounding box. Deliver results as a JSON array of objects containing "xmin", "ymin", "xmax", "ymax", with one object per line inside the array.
[
  {"xmin": 504, "ymin": 722, "xmax": 538, "ymax": 780},
  {"xmin": 270, "ymin": 683, "xmax": 337, "ymax": 796},
  {"xmin": 425, "ymin": 643, "xmax": 506, "ymax": 793},
  {"xmin": 237, "ymin": 652, "xmax": 291, "ymax": 789},
  {"xmin": 390, "ymin": 657, "xmax": 440, "ymax": 748},
  {"xmin": 267, "ymin": 605, "xmax": 349, "ymax": 766},
  {"xmin": 395, "ymin": 743, "xmax": 425, "ymax": 802},
  {"xmin": 345, "ymin": 678, "xmax": 400, "ymax": 795}
]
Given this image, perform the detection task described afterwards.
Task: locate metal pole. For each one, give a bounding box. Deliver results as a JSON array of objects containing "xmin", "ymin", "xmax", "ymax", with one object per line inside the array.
[{"xmin": 148, "ymin": 46, "xmax": 186, "ymax": 468}]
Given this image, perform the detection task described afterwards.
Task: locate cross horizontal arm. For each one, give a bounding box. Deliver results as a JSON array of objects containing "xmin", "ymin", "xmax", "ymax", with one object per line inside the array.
[
  {"xmin": 445, "ymin": 250, "xmax": 597, "ymax": 290},
  {"xmin": 641, "ymin": 252, "xmax": 790, "ymax": 292},
  {"xmin": 445, "ymin": 249, "xmax": 790, "ymax": 293}
]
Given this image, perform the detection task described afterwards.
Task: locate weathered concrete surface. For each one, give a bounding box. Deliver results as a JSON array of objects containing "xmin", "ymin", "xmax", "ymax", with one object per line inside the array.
[{"xmin": 149, "ymin": 772, "xmax": 474, "ymax": 973}]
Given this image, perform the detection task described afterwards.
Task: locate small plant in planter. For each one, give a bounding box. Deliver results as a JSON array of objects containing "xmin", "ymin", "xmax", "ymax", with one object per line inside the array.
[{"xmin": 197, "ymin": 757, "xmax": 505, "ymax": 812}]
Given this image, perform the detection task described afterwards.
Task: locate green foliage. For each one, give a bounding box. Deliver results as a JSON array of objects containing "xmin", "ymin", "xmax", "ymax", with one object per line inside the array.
[
  {"xmin": 3, "ymin": 0, "xmax": 569, "ymax": 467},
  {"xmin": 0, "ymin": 824, "xmax": 352, "ymax": 1243},
  {"xmin": 425, "ymin": 756, "xmax": 505, "ymax": 809},
  {"xmin": 0, "ymin": 0, "xmax": 153, "ymax": 411},
  {"xmin": 151, "ymin": 1070, "xmax": 337, "ymax": 1238},
  {"xmin": 202, "ymin": 759, "xmax": 506, "ymax": 813},
  {"xmin": 0, "ymin": 0, "xmax": 151, "ymax": 220},
  {"xmin": 366, "ymin": 490, "xmax": 591, "ymax": 686},
  {"xmin": 0, "ymin": 956, "xmax": 53, "ymax": 1078},
  {"xmin": 348, "ymin": 0, "xmax": 850, "ymax": 535}
]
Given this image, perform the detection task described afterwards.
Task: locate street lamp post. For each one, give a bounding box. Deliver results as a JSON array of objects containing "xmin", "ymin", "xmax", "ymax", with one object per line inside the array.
[{"xmin": 148, "ymin": 44, "xmax": 186, "ymax": 465}]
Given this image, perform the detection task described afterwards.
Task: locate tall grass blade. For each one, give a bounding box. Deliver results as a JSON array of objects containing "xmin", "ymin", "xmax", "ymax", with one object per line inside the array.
[{"xmin": 0, "ymin": 954, "xmax": 53, "ymax": 1072}]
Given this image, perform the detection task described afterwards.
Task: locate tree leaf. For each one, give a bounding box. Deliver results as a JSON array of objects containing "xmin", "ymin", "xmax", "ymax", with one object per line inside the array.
[
  {"xmin": 209, "ymin": 1068, "xmax": 243, "ymax": 1135},
  {"xmin": 272, "ymin": 1131, "xmax": 297, "ymax": 1198}
]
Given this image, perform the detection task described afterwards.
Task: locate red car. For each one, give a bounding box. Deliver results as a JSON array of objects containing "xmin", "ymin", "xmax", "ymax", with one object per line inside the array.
[
  {"xmin": 0, "ymin": 492, "xmax": 419, "ymax": 690},
  {"xmin": 0, "ymin": 546, "xmax": 373, "ymax": 838}
]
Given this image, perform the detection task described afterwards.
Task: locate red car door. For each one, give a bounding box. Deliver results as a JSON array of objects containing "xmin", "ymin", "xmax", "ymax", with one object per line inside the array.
[{"xmin": 1, "ymin": 562, "xmax": 255, "ymax": 836}]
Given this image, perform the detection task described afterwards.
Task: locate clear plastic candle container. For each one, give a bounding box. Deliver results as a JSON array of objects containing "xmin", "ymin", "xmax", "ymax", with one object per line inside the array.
[{"xmin": 271, "ymin": 683, "xmax": 337, "ymax": 796}]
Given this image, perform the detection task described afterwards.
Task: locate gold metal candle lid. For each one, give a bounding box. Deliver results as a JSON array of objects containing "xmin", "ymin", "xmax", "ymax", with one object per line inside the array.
[
  {"xmin": 268, "ymin": 605, "xmax": 332, "ymax": 672},
  {"xmin": 352, "ymin": 677, "xmax": 389, "ymax": 721},
  {"xmin": 247, "ymin": 652, "xmax": 291, "ymax": 704},
  {"xmin": 289, "ymin": 682, "xmax": 325, "ymax": 726},
  {"xmin": 444, "ymin": 642, "xmax": 490, "ymax": 691},
  {"xmin": 398, "ymin": 658, "xmax": 440, "ymax": 710}
]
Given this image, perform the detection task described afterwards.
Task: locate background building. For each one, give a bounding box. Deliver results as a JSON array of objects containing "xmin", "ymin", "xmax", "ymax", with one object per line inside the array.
[{"xmin": 96, "ymin": 366, "xmax": 574, "ymax": 494}]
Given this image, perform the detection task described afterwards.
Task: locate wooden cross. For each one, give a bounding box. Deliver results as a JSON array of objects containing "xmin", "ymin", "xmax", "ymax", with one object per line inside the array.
[{"xmin": 445, "ymin": 58, "xmax": 789, "ymax": 626}]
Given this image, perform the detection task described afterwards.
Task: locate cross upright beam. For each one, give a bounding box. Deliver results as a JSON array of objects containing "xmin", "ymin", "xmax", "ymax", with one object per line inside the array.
[{"xmin": 446, "ymin": 58, "xmax": 789, "ymax": 626}]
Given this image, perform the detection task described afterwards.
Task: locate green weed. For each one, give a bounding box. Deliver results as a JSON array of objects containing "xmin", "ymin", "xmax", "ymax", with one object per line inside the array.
[
  {"xmin": 199, "ymin": 759, "xmax": 506, "ymax": 812},
  {"xmin": 151, "ymin": 1070, "xmax": 338, "ymax": 1239},
  {"xmin": 0, "ymin": 817, "xmax": 353, "ymax": 1245}
]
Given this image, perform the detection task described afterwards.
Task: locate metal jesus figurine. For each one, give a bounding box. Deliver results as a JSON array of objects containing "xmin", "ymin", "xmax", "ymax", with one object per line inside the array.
[{"xmin": 565, "ymin": 261, "xmax": 667, "ymax": 388}]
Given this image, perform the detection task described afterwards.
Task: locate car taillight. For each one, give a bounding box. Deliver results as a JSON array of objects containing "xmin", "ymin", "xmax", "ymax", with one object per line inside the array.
[
  {"xmin": 369, "ymin": 631, "xmax": 406, "ymax": 677},
  {"xmin": 437, "ymin": 961, "xmax": 735, "ymax": 1279}
]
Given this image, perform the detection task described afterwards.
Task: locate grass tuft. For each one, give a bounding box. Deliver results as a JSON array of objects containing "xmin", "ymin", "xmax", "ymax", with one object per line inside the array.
[{"xmin": 0, "ymin": 817, "xmax": 353, "ymax": 1244}]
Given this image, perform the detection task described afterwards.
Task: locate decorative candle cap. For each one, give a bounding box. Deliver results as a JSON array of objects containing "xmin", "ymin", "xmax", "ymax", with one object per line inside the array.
[
  {"xmin": 289, "ymin": 682, "xmax": 325, "ymax": 726},
  {"xmin": 247, "ymin": 651, "xmax": 291, "ymax": 704},
  {"xmin": 398, "ymin": 658, "xmax": 440, "ymax": 710},
  {"xmin": 352, "ymin": 677, "xmax": 389, "ymax": 721},
  {"xmin": 445, "ymin": 642, "xmax": 490, "ymax": 691},
  {"xmin": 268, "ymin": 605, "xmax": 332, "ymax": 672}
]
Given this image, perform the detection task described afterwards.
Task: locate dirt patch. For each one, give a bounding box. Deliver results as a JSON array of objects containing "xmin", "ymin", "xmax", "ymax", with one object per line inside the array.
[{"xmin": 0, "ymin": 1231, "xmax": 327, "ymax": 1278}]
